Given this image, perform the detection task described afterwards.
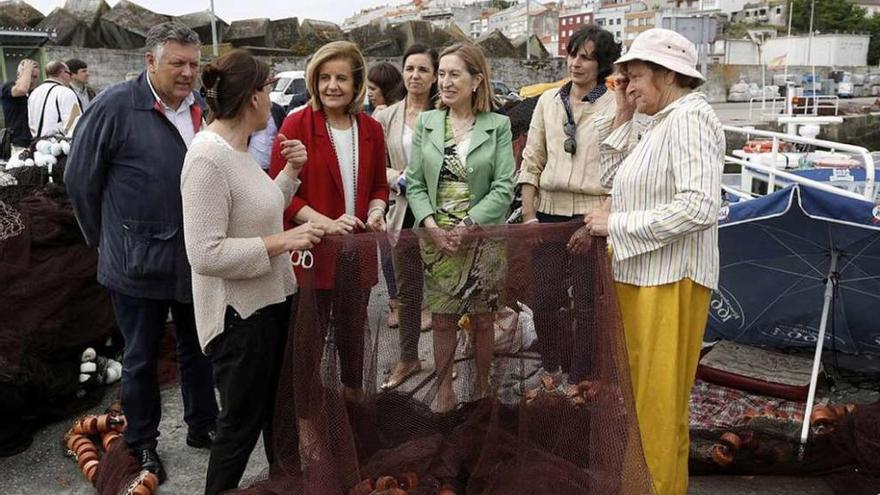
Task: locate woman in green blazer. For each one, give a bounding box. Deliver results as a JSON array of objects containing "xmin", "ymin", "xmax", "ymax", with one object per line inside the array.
[{"xmin": 406, "ymin": 43, "xmax": 515, "ymax": 413}]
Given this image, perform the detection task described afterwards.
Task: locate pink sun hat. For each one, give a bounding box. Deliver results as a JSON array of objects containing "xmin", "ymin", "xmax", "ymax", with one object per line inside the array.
[{"xmin": 614, "ymin": 28, "xmax": 705, "ymax": 81}]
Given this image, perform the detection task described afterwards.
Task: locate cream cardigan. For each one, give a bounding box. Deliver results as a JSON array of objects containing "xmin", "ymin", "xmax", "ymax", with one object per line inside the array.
[
  {"xmin": 181, "ymin": 131, "xmax": 300, "ymax": 351},
  {"xmin": 518, "ymin": 89, "xmax": 616, "ymax": 216}
]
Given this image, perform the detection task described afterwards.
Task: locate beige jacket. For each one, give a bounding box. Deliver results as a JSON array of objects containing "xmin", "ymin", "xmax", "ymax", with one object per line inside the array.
[
  {"xmin": 373, "ymin": 101, "xmax": 409, "ymax": 239},
  {"xmin": 518, "ymin": 88, "xmax": 616, "ymax": 216}
]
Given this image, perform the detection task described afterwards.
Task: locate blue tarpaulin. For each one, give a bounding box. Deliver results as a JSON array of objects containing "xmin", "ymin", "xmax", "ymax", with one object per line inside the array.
[{"xmin": 706, "ymin": 184, "xmax": 880, "ymax": 355}]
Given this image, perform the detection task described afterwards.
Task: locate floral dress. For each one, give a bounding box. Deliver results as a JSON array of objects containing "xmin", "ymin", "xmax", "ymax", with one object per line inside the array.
[{"xmin": 420, "ymin": 113, "xmax": 506, "ymax": 315}]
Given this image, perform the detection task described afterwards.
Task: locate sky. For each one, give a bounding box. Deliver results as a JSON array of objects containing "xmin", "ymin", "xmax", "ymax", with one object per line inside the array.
[{"xmin": 26, "ymin": 0, "xmax": 406, "ymax": 24}]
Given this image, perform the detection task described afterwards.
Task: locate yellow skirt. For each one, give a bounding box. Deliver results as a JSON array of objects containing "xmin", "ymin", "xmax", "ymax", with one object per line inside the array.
[{"xmin": 615, "ymin": 279, "xmax": 711, "ymax": 495}]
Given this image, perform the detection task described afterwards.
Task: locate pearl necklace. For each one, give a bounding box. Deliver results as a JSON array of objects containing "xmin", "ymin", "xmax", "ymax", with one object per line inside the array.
[{"xmin": 325, "ymin": 113, "xmax": 358, "ymax": 206}]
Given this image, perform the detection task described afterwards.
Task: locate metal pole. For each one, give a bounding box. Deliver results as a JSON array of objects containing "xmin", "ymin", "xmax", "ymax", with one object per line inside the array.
[
  {"xmin": 808, "ymin": 0, "xmax": 817, "ymax": 114},
  {"xmin": 526, "ymin": 0, "xmax": 531, "ymax": 60},
  {"xmin": 799, "ymin": 249, "xmax": 839, "ymax": 448},
  {"xmin": 210, "ymin": 0, "xmax": 219, "ymax": 57}
]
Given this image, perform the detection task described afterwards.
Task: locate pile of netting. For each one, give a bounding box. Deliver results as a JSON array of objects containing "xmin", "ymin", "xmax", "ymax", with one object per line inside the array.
[
  {"xmin": 0, "ymin": 184, "xmax": 115, "ymax": 456},
  {"xmin": 688, "ymin": 376, "xmax": 880, "ymax": 492},
  {"xmin": 230, "ymin": 222, "xmax": 653, "ymax": 494}
]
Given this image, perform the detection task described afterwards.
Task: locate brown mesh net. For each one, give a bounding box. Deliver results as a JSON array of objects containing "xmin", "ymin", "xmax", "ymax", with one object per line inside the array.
[
  {"xmin": 232, "ymin": 222, "xmax": 653, "ymax": 495},
  {"xmin": 0, "ymin": 185, "xmax": 115, "ymax": 456}
]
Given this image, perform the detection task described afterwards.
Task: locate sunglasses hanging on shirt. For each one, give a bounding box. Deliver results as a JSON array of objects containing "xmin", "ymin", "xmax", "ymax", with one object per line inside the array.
[{"xmin": 561, "ymin": 84, "xmax": 578, "ymax": 155}]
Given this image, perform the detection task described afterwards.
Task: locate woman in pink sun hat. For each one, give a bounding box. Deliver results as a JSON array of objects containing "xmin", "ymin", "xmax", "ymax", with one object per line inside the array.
[{"xmin": 584, "ymin": 28, "xmax": 724, "ymax": 495}]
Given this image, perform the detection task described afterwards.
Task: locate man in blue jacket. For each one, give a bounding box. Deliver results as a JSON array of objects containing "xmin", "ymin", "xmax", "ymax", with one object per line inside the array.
[{"xmin": 66, "ymin": 22, "xmax": 218, "ymax": 483}]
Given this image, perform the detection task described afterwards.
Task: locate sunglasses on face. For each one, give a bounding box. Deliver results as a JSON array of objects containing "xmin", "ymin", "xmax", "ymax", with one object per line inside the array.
[{"xmin": 563, "ymin": 122, "xmax": 577, "ymax": 155}]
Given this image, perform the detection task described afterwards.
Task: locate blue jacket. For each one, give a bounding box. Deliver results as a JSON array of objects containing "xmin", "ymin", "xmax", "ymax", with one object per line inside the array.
[{"xmin": 66, "ymin": 72, "xmax": 204, "ymax": 302}]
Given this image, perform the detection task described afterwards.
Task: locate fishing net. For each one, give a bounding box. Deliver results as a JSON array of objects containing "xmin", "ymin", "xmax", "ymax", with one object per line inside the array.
[
  {"xmin": 0, "ymin": 185, "xmax": 115, "ymax": 456},
  {"xmin": 689, "ymin": 378, "xmax": 880, "ymax": 492},
  {"xmin": 228, "ymin": 221, "xmax": 652, "ymax": 495}
]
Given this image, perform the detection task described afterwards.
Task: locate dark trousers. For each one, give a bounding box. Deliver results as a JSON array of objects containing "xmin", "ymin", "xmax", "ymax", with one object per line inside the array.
[
  {"xmin": 203, "ymin": 299, "xmax": 291, "ymax": 495},
  {"xmin": 109, "ymin": 291, "xmax": 218, "ymax": 451},
  {"xmin": 379, "ymin": 237, "xmax": 398, "ymax": 300},
  {"xmin": 531, "ymin": 213, "xmax": 597, "ymax": 382},
  {"xmin": 391, "ymin": 232, "xmax": 424, "ymax": 362},
  {"xmin": 294, "ymin": 252, "xmax": 371, "ymax": 419}
]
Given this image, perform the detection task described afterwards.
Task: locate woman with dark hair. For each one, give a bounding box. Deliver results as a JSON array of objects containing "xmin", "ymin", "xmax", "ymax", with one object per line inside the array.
[
  {"xmin": 374, "ymin": 44, "xmax": 439, "ymax": 390},
  {"xmin": 406, "ymin": 43, "xmax": 515, "ymax": 412},
  {"xmin": 180, "ymin": 49, "xmax": 324, "ymax": 494},
  {"xmin": 269, "ymin": 41, "xmax": 389, "ymax": 409},
  {"xmin": 517, "ymin": 25, "xmax": 620, "ymax": 392},
  {"xmin": 367, "ymin": 62, "xmax": 405, "ymax": 113},
  {"xmin": 585, "ymin": 28, "xmax": 722, "ymax": 495}
]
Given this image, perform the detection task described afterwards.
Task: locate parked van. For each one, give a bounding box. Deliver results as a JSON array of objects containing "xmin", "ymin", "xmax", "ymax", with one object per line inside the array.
[{"xmin": 270, "ymin": 70, "xmax": 307, "ymax": 108}]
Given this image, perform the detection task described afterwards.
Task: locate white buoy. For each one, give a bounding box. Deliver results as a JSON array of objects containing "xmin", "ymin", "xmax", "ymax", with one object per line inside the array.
[
  {"xmin": 50, "ymin": 143, "xmax": 63, "ymax": 156},
  {"xmin": 80, "ymin": 362, "xmax": 97, "ymax": 373},
  {"xmin": 79, "ymin": 373, "xmax": 91, "ymax": 383},
  {"xmin": 61, "ymin": 141, "xmax": 71, "ymax": 154},
  {"xmin": 24, "ymin": 158, "xmax": 34, "ymax": 167},
  {"xmin": 81, "ymin": 347, "xmax": 97, "ymax": 362}
]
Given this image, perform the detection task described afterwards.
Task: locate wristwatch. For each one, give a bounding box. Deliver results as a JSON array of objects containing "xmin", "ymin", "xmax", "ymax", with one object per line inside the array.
[{"xmin": 461, "ymin": 216, "xmax": 475, "ymax": 227}]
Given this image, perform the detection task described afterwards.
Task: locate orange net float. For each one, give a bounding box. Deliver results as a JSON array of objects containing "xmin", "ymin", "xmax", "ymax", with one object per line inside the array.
[
  {"xmin": 77, "ymin": 450, "xmax": 98, "ymax": 469},
  {"xmin": 710, "ymin": 444, "xmax": 735, "ymax": 467},
  {"xmin": 72, "ymin": 416, "xmax": 99, "ymax": 436},
  {"xmin": 102, "ymin": 431, "xmax": 122, "ymax": 451},
  {"xmin": 719, "ymin": 432, "xmax": 742, "ymax": 451},
  {"xmin": 82, "ymin": 459, "xmax": 99, "ymax": 483},
  {"xmin": 375, "ymin": 475, "xmax": 399, "ymax": 490},
  {"xmin": 141, "ymin": 472, "xmax": 159, "ymax": 492},
  {"xmin": 439, "ymin": 484, "xmax": 457, "ymax": 495}
]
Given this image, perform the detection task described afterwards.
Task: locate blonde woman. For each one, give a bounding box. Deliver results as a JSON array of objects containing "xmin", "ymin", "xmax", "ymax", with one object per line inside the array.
[
  {"xmin": 269, "ymin": 41, "xmax": 389, "ymax": 410},
  {"xmin": 406, "ymin": 43, "xmax": 515, "ymax": 413}
]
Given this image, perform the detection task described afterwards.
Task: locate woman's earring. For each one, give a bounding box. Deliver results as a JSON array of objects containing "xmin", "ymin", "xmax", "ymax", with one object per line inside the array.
[{"xmin": 472, "ymin": 87, "xmax": 477, "ymax": 93}]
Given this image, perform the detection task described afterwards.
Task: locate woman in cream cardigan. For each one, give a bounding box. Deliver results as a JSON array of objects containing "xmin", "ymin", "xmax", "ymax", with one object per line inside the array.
[
  {"xmin": 518, "ymin": 26, "xmax": 619, "ymax": 391},
  {"xmin": 180, "ymin": 50, "xmax": 324, "ymax": 494},
  {"xmin": 406, "ymin": 43, "xmax": 515, "ymax": 413}
]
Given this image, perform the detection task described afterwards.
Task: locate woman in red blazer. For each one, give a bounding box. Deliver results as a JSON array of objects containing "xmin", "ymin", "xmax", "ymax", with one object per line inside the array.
[{"xmin": 269, "ymin": 41, "xmax": 388, "ymax": 411}]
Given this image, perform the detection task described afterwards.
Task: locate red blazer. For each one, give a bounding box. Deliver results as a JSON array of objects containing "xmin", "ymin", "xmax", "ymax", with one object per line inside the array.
[{"xmin": 269, "ymin": 106, "xmax": 389, "ymax": 290}]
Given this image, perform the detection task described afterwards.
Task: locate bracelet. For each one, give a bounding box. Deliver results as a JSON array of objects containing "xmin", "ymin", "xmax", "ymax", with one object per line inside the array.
[{"xmin": 368, "ymin": 206, "xmax": 385, "ymax": 217}]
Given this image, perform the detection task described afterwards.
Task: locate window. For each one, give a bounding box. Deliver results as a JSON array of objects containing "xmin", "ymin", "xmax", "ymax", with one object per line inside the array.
[
  {"xmin": 617, "ymin": 18, "xmax": 621, "ymax": 25},
  {"xmin": 577, "ymin": 16, "xmax": 582, "ymax": 23},
  {"xmin": 569, "ymin": 29, "xmax": 574, "ymax": 36}
]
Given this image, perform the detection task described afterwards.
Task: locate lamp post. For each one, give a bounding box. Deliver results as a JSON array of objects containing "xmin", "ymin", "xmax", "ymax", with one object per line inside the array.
[{"xmin": 210, "ymin": 0, "xmax": 219, "ymax": 56}]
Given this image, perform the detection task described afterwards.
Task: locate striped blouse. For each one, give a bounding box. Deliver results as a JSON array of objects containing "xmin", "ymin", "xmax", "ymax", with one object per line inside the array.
[{"xmin": 595, "ymin": 92, "xmax": 724, "ymax": 290}]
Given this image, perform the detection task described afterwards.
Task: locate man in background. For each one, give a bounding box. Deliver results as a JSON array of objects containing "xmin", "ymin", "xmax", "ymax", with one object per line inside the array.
[
  {"xmin": 1, "ymin": 59, "xmax": 39, "ymax": 156},
  {"xmin": 65, "ymin": 23, "xmax": 218, "ymax": 483},
  {"xmin": 66, "ymin": 58, "xmax": 96, "ymax": 111},
  {"xmin": 27, "ymin": 60, "xmax": 81, "ymax": 138}
]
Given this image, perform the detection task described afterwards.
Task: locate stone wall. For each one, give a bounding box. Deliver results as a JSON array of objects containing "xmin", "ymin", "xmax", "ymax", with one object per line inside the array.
[{"xmin": 38, "ymin": 47, "xmax": 568, "ymax": 92}]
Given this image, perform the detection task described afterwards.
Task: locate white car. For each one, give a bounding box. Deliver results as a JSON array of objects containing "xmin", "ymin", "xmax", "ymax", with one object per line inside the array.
[{"xmin": 270, "ymin": 70, "xmax": 307, "ymax": 108}]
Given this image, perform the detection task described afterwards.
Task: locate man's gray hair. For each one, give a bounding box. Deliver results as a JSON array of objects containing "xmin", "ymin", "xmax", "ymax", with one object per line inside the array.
[
  {"xmin": 145, "ymin": 22, "xmax": 201, "ymax": 60},
  {"xmin": 45, "ymin": 60, "xmax": 69, "ymax": 78}
]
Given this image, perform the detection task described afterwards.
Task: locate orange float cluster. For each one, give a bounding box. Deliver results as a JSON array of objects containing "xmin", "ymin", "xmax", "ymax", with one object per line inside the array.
[
  {"xmin": 709, "ymin": 403, "xmax": 856, "ymax": 467},
  {"xmin": 64, "ymin": 412, "xmax": 157, "ymax": 494},
  {"xmin": 347, "ymin": 472, "xmax": 455, "ymax": 495}
]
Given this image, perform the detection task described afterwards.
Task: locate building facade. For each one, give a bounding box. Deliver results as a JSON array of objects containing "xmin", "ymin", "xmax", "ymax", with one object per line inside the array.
[{"xmin": 558, "ymin": 8, "xmax": 594, "ymax": 55}]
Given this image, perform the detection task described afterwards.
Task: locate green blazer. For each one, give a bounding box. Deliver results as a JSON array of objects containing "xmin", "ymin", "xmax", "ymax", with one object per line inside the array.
[{"xmin": 406, "ymin": 109, "xmax": 515, "ymax": 227}]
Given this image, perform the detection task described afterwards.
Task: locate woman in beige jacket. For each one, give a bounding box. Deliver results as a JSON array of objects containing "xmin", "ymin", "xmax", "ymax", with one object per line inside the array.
[
  {"xmin": 518, "ymin": 26, "xmax": 619, "ymax": 390},
  {"xmin": 373, "ymin": 44, "xmax": 438, "ymax": 390}
]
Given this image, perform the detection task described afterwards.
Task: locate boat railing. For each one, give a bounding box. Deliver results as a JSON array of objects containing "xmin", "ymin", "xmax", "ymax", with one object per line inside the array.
[
  {"xmin": 723, "ymin": 125, "xmax": 876, "ymax": 202},
  {"xmin": 747, "ymin": 95, "xmax": 840, "ymax": 122}
]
